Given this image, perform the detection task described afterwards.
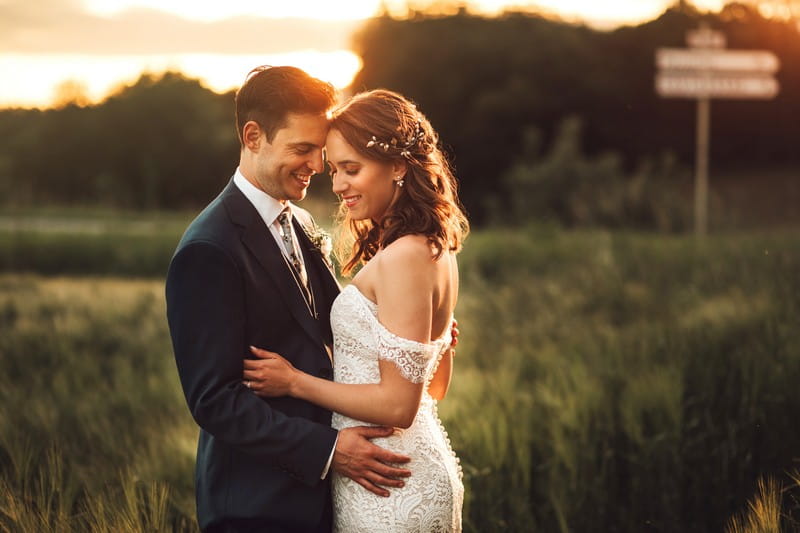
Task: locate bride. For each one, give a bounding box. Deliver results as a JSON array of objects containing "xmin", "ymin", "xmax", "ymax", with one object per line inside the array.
[{"xmin": 244, "ymin": 89, "xmax": 469, "ymax": 532}]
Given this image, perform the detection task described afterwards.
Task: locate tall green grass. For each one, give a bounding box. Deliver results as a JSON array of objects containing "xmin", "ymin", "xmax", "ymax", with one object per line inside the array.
[
  {"xmin": 0, "ymin": 277, "xmax": 197, "ymax": 531},
  {"xmin": 1, "ymin": 223, "xmax": 799, "ymax": 531},
  {"xmin": 440, "ymin": 227, "xmax": 800, "ymax": 532},
  {"xmin": 726, "ymin": 478, "xmax": 782, "ymax": 533}
]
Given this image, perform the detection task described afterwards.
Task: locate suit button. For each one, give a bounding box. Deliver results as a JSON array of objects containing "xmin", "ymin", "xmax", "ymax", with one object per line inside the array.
[{"xmin": 320, "ymin": 368, "xmax": 332, "ymax": 379}]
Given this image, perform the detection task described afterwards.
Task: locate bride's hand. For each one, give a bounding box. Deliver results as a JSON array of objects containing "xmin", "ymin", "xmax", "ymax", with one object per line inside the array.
[{"xmin": 243, "ymin": 346, "xmax": 298, "ymax": 397}]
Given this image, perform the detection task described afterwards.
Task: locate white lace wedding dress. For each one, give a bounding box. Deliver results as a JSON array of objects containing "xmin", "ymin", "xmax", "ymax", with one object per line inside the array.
[{"xmin": 330, "ymin": 284, "xmax": 464, "ymax": 532}]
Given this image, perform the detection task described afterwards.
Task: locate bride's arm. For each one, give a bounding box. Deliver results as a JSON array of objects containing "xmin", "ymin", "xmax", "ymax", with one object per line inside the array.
[
  {"xmin": 246, "ymin": 350, "xmax": 425, "ymax": 428},
  {"xmin": 426, "ymin": 348, "xmax": 453, "ymax": 401},
  {"xmin": 245, "ymin": 238, "xmax": 436, "ymax": 428}
]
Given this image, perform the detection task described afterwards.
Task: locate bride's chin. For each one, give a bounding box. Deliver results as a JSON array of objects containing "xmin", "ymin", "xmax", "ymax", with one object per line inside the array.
[{"xmin": 348, "ymin": 211, "xmax": 370, "ymax": 222}]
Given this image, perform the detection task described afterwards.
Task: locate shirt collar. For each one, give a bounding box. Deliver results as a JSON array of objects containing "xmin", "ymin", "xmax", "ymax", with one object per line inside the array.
[{"xmin": 233, "ymin": 168, "xmax": 292, "ymax": 226}]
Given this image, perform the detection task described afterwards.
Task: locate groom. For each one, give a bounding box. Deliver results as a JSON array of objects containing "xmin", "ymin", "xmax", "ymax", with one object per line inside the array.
[{"xmin": 166, "ymin": 66, "xmax": 411, "ymax": 533}]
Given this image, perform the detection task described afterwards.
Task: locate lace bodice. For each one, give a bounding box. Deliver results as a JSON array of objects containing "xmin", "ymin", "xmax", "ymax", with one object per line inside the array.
[
  {"xmin": 331, "ymin": 284, "xmax": 452, "ymax": 387},
  {"xmin": 329, "ymin": 284, "xmax": 463, "ymax": 532}
]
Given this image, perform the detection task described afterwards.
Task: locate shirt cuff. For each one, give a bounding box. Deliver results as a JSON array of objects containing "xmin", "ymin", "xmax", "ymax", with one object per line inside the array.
[{"xmin": 321, "ymin": 433, "xmax": 338, "ymax": 479}]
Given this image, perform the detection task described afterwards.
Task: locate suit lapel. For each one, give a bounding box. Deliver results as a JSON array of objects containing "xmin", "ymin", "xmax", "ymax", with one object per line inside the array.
[
  {"xmin": 293, "ymin": 217, "xmax": 341, "ymax": 294},
  {"xmin": 294, "ymin": 219, "xmax": 341, "ymax": 346},
  {"xmin": 222, "ymin": 182, "xmax": 323, "ymax": 345}
]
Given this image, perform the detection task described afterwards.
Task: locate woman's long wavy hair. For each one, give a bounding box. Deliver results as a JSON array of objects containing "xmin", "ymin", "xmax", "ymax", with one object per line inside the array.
[{"xmin": 329, "ymin": 89, "xmax": 469, "ymax": 276}]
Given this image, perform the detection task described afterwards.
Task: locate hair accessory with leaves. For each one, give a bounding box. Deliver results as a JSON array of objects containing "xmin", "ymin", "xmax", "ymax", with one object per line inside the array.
[{"xmin": 366, "ymin": 117, "xmax": 425, "ymax": 159}]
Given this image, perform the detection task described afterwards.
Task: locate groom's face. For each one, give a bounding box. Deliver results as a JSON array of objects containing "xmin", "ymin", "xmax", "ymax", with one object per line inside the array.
[{"xmin": 252, "ymin": 112, "xmax": 329, "ymax": 202}]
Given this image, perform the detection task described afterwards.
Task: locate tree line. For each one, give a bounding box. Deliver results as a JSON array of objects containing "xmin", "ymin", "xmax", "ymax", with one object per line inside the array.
[
  {"xmin": 0, "ymin": 2, "xmax": 797, "ymax": 225},
  {"xmin": 351, "ymin": 2, "xmax": 800, "ymax": 223},
  {"xmin": 0, "ymin": 73, "xmax": 238, "ymax": 210}
]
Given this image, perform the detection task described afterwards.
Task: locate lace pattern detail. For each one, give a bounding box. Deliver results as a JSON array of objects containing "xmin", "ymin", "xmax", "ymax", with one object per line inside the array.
[
  {"xmin": 330, "ymin": 285, "xmax": 463, "ymax": 532},
  {"xmin": 376, "ymin": 320, "xmax": 440, "ymax": 384}
]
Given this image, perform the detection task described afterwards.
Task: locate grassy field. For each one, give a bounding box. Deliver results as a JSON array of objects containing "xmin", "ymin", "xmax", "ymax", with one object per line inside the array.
[
  {"xmin": 0, "ymin": 276, "xmax": 197, "ymax": 531},
  {"xmin": 450, "ymin": 227, "xmax": 800, "ymax": 532},
  {"xmin": 0, "ymin": 196, "xmax": 338, "ymax": 277},
  {"xmin": 1, "ymin": 215, "xmax": 799, "ymax": 532}
]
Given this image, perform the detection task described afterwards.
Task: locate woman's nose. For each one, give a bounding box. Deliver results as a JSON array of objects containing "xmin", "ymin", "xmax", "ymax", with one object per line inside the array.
[{"xmin": 331, "ymin": 174, "xmax": 346, "ymax": 195}]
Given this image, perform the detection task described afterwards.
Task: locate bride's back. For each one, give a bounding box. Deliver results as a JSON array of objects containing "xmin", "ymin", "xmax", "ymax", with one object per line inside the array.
[{"xmin": 351, "ymin": 234, "xmax": 458, "ymax": 343}]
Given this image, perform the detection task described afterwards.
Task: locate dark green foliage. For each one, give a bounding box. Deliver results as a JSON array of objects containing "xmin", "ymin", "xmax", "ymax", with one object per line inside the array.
[
  {"xmin": 503, "ymin": 116, "xmax": 692, "ymax": 230},
  {"xmin": 351, "ymin": 6, "xmax": 800, "ymax": 223},
  {"xmin": 2, "ymin": 6, "xmax": 798, "ymax": 228},
  {"xmin": 0, "ymin": 231, "xmax": 179, "ymax": 277},
  {"xmin": 0, "ymin": 203, "xmax": 337, "ymax": 278},
  {"xmin": 0, "ymin": 210, "xmax": 194, "ymax": 277},
  {"xmin": 0, "ymin": 72, "xmax": 240, "ymax": 210}
]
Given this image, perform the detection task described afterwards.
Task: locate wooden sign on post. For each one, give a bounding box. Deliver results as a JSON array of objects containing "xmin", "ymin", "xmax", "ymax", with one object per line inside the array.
[
  {"xmin": 655, "ymin": 27, "xmax": 780, "ymax": 235},
  {"xmin": 656, "ymin": 49, "xmax": 780, "ymax": 75},
  {"xmin": 655, "ymin": 74, "xmax": 779, "ymax": 99}
]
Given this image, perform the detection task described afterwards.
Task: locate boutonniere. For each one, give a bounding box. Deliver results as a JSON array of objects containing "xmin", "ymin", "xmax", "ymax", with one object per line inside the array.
[{"xmin": 302, "ymin": 223, "xmax": 334, "ymax": 269}]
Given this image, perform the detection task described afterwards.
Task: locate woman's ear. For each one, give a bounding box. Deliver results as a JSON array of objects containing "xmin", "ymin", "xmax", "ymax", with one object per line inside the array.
[
  {"xmin": 391, "ymin": 158, "xmax": 408, "ymax": 177},
  {"xmin": 242, "ymin": 121, "xmax": 263, "ymax": 151}
]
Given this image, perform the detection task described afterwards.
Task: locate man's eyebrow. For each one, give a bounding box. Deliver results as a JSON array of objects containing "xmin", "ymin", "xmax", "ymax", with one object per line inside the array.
[{"xmin": 288, "ymin": 141, "xmax": 318, "ymax": 149}]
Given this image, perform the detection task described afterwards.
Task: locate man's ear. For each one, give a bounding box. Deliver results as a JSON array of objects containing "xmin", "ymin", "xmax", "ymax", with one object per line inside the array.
[{"xmin": 243, "ymin": 121, "xmax": 264, "ymax": 151}]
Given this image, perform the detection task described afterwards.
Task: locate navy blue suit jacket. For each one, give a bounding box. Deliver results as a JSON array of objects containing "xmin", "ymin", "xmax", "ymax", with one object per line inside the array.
[{"xmin": 166, "ymin": 179, "xmax": 340, "ymax": 532}]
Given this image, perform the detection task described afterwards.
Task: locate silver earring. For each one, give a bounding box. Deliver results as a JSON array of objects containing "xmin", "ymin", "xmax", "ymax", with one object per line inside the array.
[{"xmin": 395, "ymin": 176, "xmax": 404, "ymax": 187}]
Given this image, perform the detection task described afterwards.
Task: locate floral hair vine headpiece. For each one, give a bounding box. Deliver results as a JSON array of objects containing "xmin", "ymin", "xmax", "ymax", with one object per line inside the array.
[{"xmin": 365, "ymin": 117, "xmax": 425, "ymax": 159}]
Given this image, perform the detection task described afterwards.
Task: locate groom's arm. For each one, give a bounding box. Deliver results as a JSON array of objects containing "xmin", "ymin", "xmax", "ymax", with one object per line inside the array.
[{"xmin": 166, "ymin": 239, "xmax": 336, "ymax": 486}]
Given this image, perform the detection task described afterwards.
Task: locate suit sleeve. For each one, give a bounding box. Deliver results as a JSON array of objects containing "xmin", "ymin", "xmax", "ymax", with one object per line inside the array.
[{"xmin": 165, "ymin": 239, "xmax": 337, "ymax": 486}]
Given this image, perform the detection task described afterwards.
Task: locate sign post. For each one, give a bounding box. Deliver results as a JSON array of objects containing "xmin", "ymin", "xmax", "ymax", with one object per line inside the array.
[
  {"xmin": 655, "ymin": 27, "xmax": 780, "ymax": 235},
  {"xmin": 696, "ymin": 95, "xmax": 709, "ymax": 236}
]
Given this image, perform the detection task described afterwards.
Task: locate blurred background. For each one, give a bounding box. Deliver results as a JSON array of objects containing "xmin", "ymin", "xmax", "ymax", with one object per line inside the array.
[{"xmin": 1, "ymin": 0, "xmax": 799, "ymax": 531}]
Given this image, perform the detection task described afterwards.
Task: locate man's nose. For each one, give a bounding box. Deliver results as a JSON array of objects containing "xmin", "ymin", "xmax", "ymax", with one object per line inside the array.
[{"xmin": 308, "ymin": 150, "xmax": 324, "ymax": 175}]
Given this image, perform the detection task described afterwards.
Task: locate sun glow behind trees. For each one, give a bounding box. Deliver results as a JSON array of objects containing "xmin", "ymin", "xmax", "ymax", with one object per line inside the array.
[
  {"xmin": 0, "ymin": 0, "xmax": 772, "ymax": 109},
  {"xmin": 83, "ymin": 0, "xmax": 381, "ymax": 21},
  {"xmin": 0, "ymin": 51, "xmax": 362, "ymax": 109}
]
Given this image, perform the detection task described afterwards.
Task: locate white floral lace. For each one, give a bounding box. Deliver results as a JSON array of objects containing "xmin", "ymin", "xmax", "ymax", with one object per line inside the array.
[{"xmin": 330, "ymin": 285, "xmax": 463, "ymax": 532}]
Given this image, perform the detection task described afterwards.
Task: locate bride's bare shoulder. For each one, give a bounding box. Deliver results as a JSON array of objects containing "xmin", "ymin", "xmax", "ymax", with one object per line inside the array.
[{"xmin": 377, "ymin": 235, "xmax": 436, "ymax": 269}]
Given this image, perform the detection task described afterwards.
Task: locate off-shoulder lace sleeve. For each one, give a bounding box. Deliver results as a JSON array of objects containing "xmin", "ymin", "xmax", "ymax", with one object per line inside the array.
[{"xmin": 376, "ymin": 324, "xmax": 438, "ymax": 384}]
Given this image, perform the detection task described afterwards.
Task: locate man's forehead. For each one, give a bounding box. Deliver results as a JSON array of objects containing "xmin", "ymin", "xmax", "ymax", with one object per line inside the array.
[
  {"xmin": 278, "ymin": 112, "xmax": 330, "ymax": 139},
  {"xmin": 284, "ymin": 111, "xmax": 330, "ymax": 128}
]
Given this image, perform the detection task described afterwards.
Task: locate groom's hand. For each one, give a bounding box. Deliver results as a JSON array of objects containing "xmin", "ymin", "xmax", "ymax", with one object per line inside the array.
[
  {"xmin": 448, "ymin": 318, "xmax": 459, "ymax": 357},
  {"xmin": 333, "ymin": 426, "xmax": 411, "ymax": 497}
]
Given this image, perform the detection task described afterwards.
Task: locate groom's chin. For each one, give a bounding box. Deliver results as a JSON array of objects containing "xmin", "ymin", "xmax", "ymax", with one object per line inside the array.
[{"xmin": 285, "ymin": 186, "xmax": 308, "ymax": 202}]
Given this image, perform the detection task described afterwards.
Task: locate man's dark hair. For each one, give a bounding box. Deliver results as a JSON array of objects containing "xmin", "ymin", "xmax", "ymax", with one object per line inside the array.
[{"xmin": 234, "ymin": 65, "xmax": 336, "ymax": 144}]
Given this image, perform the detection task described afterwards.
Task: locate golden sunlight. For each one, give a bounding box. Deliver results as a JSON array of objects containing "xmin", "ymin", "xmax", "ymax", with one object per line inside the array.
[
  {"xmin": 84, "ymin": 0, "xmax": 380, "ymax": 21},
  {"xmin": 0, "ymin": 51, "xmax": 362, "ymax": 109},
  {"xmin": 1, "ymin": 0, "xmax": 732, "ymax": 108},
  {"xmin": 179, "ymin": 51, "xmax": 363, "ymax": 93},
  {"xmin": 85, "ymin": 0, "xmax": 729, "ymax": 23},
  {"xmin": 471, "ymin": 0, "xmax": 727, "ymax": 25}
]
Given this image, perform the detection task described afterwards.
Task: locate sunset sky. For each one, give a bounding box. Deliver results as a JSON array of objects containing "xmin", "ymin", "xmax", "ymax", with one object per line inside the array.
[{"xmin": 0, "ymin": 0, "xmax": 728, "ymax": 108}]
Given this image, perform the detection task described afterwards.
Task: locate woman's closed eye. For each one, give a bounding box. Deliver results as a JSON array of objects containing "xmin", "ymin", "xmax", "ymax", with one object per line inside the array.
[
  {"xmin": 329, "ymin": 165, "xmax": 359, "ymax": 177},
  {"xmin": 341, "ymin": 164, "xmax": 360, "ymax": 176}
]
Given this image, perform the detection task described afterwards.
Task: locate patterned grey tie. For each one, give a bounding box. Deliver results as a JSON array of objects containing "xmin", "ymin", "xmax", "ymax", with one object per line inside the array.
[{"xmin": 277, "ymin": 209, "xmax": 308, "ymax": 286}]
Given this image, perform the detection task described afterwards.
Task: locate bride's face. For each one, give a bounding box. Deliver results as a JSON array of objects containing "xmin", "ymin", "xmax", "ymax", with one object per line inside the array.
[{"xmin": 326, "ymin": 128, "xmax": 402, "ymax": 222}]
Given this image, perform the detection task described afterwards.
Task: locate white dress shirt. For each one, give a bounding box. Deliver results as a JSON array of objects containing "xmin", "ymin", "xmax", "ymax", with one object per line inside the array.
[
  {"xmin": 233, "ymin": 169, "xmax": 306, "ymax": 271},
  {"xmin": 233, "ymin": 168, "xmax": 337, "ymax": 479}
]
